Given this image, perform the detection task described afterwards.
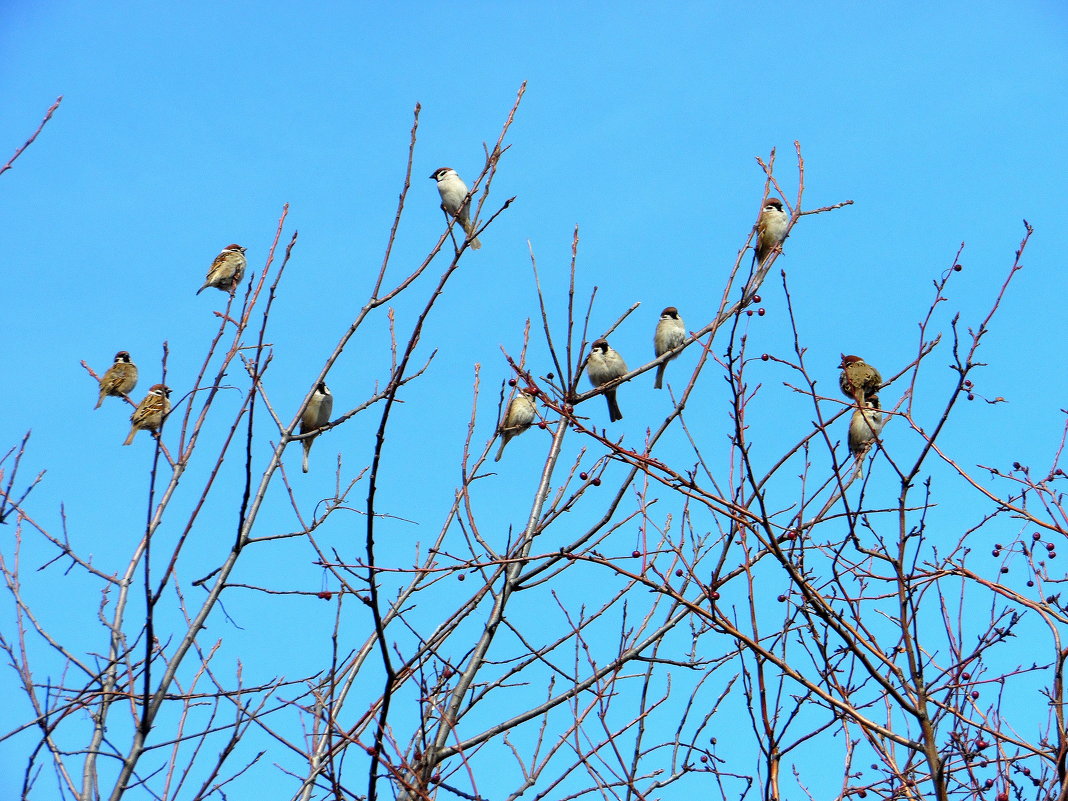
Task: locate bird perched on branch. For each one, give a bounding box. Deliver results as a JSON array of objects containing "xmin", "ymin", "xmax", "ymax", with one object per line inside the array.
[
  {"xmin": 848, "ymin": 395, "xmax": 884, "ymax": 476},
  {"xmin": 838, "ymin": 354, "xmax": 882, "ymax": 406},
  {"xmin": 495, "ymin": 388, "xmax": 537, "ymax": 462},
  {"xmin": 755, "ymin": 197, "xmax": 789, "ymax": 264},
  {"xmin": 95, "ymin": 351, "xmax": 138, "ymax": 409},
  {"xmin": 299, "ymin": 382, "xmax": 333, "ymax": 474},
  {"xmin": 653, "ymin": 307, "xmax": 685, "ymax": 390},
  {"xmin": 586, "ymin": 339, "xmax": 628, "ymax": 422},
  {"xmin": 123, "ymin": 384, "xmax": 171, "ymax": 446},
  {"xmin": 197, "ymin": 244, "xmax": 247, "ymax": 295},
  {"xmin": 430, "ymin": 167, "xmax": 481, "ymax": 249}
]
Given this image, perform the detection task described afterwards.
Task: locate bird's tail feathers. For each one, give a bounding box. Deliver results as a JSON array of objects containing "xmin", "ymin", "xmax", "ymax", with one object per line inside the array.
[
  {"xmin": 462, "ymin": 218, "xmax": 482, "ymax": 249},
  {"xmin": 607, "ymin": 392, "xmax": 623, "ymax": 422},
  {"xmin": 654, "ymin": 364, "xmax": 666, "ymax": 390}
]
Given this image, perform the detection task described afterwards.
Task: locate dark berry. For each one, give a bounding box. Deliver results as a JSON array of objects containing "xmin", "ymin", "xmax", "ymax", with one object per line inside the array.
[
  {"xmin": 632, "ymin": 550, "xmax": 641, "ymax": 558},
  {"xmin": 761, "ymin": 353, "xmax": 770, "ymax": 361},
  {"xmin": 580, "ymin": 472, "xmax": 588, "ymax": 480},
  {"xmin": 758, "ymin": 308, "xmax": 766, "ymax": 316},
  {"xmin": 591, "ymin": 477, "xmax": 601, "ymax": 486}
]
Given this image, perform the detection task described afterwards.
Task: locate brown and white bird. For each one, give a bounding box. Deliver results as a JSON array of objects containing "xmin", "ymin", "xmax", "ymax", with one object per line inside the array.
[
  {"xmin": 848, "ymin": 395, "xmax": 884, "ymax": 459},
  {"xmin": 299, "ymin": 382, "xmax": 333, "ymax": 474},
  {"xmin": 848, "ymin": 395, "xmax": 884, "ymax": 477},
  {"xmin": 653, "ymin": 307, "xmax": 685, "ymax": 390},
  {"xmin": 838, "ymin": 354, "xmax": 882, "ymax": 406},
  {"xmin": 586, "ymin": 338, "xmax": 628, "ymax": 422},
  {"xmin": 754, "ymin": 197, "xmax": 789, "ymax": 264},
  {"xmin": 95, "ymin": 351, "xmax": 138, "ymax": 409},
  {"xmin": 430, "ymin": 167, "xmax": 481, "ymax": 249},
  {"xmin": 122, "ymin": 384, "xmax": 172, "ymax": 446},
  {"xmin": 197, "ymin": 244, "xmax": 247, "ymax": 295},
  {"xmin": 495, "ymin": 388, "xmax": 537, "ymax": 462}
]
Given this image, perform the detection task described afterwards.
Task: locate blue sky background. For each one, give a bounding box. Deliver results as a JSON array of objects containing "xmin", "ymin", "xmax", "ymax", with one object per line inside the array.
[{"xmin": 2, "ymin": 2, "xmax": 1067, "ymax": 799}]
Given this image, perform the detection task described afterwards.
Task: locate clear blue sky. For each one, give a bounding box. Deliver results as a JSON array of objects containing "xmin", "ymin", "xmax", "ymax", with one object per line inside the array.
[{"xmin": 2, "ymin": 2, "xmax": 1067, "ymax": 799}]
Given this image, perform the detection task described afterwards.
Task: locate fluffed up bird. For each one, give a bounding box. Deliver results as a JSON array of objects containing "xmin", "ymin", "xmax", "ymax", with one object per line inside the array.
[
  {"xmin": 430, "ymin": 167, "xmax": 481, "ymax": 249},
  {"xmin": 839, "ymin": 354, "xmax": 882, "ymax": 406},
  {"xmin": 123, "ymin": 384, "xmax": 171, "ymax": 446},
  {"xmin": 197, "ymin": 244, "xmax": 247, "ymax": 295},
  {"xmin": 495, "ymin": 388, "xmax": 538, "ymax": 462},
  {"xmin": 653, "ymin": 307, "xmax": 685, "ymax": 390},
  {"xmin": 300, "ymin": 382, "xmax": 333, "ymax": 474},
  {"xmin": 586, "ymin": 338, "xmax": 628, "ymax": 422},
  {"xmin": 848, "ymin": 395, "xmax": 884, "ymax": 476},
  {"xmin": 95, "ymin": 351, "xmax": 138, "ymax": 409},
  {"xmin": 755, "ymin": 197, "xmax": 789, "ymax": 264}
]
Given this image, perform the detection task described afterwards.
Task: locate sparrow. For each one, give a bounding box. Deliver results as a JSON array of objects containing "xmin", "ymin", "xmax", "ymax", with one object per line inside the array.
[
  {"xmin": 848, "ymin": 395, "xmax": 884, "ymax": 461},
  {"xmin": 848, "ymin": 395, "xmax": 884, "ymax": 478},
  {"xmin": 299, "ymin": 382, "xmax": 334, "ymax": 474},
  {"xmin": 95, "ymin": 351, "xmax": 138, "ymax": 409},
  {"xmin": 754, "ymin": 197, "xmax": 789, "ymax": 264},
  {"xmin": 197, "ymin": 244, "xmax": 247, "ymax": 295},
  {"xmin": 653, "ymin": 307, "xmax": 685, "ymax": 390},
  {"xmin": 586, "ymin": 338, "xmax": 628, "ymax": 422},
  {"xmin": 495, "ymin": 388, "xmax": 537, "ymax": 462},
  {"xmin": 838, "ymin": 354, "xmax": 882, "ymax": 406},
  {"xmin": 299, "ymin": 384, "xmax": 331, "ymax": 476},
  {"xmin": 122, "ymin": 384, "xmax": 172, "ymax": 446},
  {"xmin": 430, "ymin": 167, "xmax": 481, "ymax": 249}
]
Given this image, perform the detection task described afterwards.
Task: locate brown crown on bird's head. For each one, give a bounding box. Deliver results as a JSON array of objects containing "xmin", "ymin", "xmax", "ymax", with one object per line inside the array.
[
  {"xmin": 430, "ymin": 167, "xmax": 453, "ymax": 179},
  {"xmin": 114, "ymin": 351, "xmax": 131, "ymax": 362},
  {"xmin": 591, "ymin": 338, "xmax": 610, "ymax": 352},
  {"xmin": 839, "ymin": 354, "xmax": 863, "ymax": 368},
  {"xmin": 223, "ymin": 244, "xmax": 245, "ymax": 252},
  {"xmin": 661, "ymin": 306, "xmax": 679, "ymax": 318},
  {"xmin": 764, "ymin": 198, "xmax": 783, "ymax": 210}
]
